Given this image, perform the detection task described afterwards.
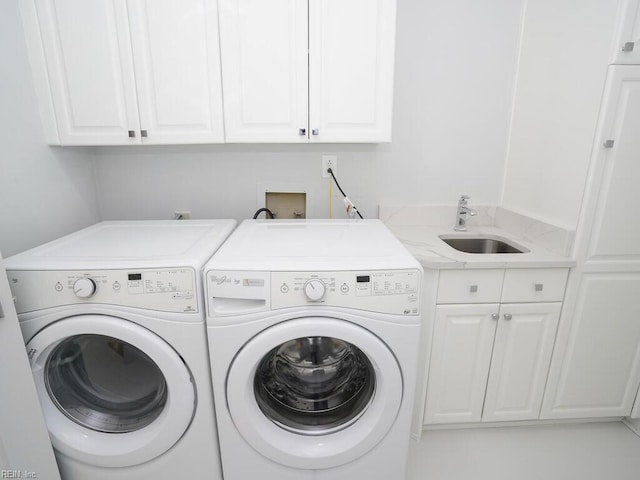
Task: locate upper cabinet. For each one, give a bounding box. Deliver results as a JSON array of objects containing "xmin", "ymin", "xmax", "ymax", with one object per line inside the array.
[
  {"xmin": 21, "ymin": 0, "xmax": 225, "ymax": 145},
  {"xmin": 612, "ymin": 0, "xmax": 640, "ymax": 64},
  {"xmin": 218, "ymin": 0, "xmax": 397, "ymax": 143}
]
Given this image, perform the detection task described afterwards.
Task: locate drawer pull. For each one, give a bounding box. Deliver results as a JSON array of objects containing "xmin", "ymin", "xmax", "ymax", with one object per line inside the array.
[
  {"xmin": 535, "ymin": 283, "xmax": 544, "ymax": 292},
  {"xmin": 491, "ymin": 313, "xmax": 499, "ymax": 321},
  {"xmin": 504, "ymin": 313, "xmax": 513, "ymax": 321},
  {"xmin": 469, "ymin": 285, "xmax": 478, "ymax": 293}
]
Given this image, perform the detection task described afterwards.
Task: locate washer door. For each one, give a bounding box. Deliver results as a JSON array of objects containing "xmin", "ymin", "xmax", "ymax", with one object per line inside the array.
[
  {"xmin": 27, "ymin": 315, "xmax": 195, "ymax": 468},
  {"xmin": 226, "ymin": 318, "xmax": 402, "ymax": 469}
]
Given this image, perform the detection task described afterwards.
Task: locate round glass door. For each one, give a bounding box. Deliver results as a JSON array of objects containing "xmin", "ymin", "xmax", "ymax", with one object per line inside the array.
[
  {"xmin": 27, "ymin": 315, "xmax": 196, "ymax": 468},
  {"xmin": 254, "ymin": 336, "xmax": 375, "ymax": 433},
  {"xmin": 226, "ymin": 317, "xmax": 403, "ymax": 470},
  {"xmin": 45, "ymin": 334, "xmax": 168, "ymax": 434}
]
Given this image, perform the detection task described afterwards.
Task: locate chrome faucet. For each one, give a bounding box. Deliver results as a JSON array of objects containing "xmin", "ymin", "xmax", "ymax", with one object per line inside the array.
[{"xmin": 454, "ymin": 195, "xmax": 477, "ymax": 231}]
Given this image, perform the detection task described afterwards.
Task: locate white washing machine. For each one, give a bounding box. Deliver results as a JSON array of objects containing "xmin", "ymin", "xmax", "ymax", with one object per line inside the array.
[
  {"xmin": 4, "ymin": 220, "xmax": 236, "ymax": 480},
  {"xmin": 204, "ymin": 219, "xmax": 423, "ymax": 480}
]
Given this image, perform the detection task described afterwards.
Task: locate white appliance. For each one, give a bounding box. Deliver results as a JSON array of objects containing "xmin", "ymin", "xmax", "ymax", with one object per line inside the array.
[
  {"xmin": 4, "ymin": 220, "xmax": 236, "ymax": 480},
  {"xmin": 204, "ymin": 219, "xmax": 422, "ymax": 480}
]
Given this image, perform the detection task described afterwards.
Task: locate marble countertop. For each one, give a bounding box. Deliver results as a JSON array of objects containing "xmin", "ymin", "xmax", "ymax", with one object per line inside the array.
[{"xmin": 381, "ymin": 206, "xmax": 576, "ymax": 270}]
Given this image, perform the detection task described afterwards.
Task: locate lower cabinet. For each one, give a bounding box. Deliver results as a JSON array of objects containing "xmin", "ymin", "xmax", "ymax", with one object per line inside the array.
[
  {"xmin": 540, "ymin": 273, "xmax": 640, "ymax": 419},
  {"xmin": 424, "ymin": 302, "xmax": 561, "ymax": 424},
  {"xmin": 423, "ymin": 268, "xmax": 568, "ymax": 425},
  {"xmin": 482, "ymin": 303, "xmax": 561, "ymax": 422}
]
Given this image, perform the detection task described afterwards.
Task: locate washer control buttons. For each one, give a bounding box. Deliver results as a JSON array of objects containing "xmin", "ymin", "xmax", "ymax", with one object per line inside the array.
[
  {"xmin": 73, "ymin": 278, "xmax": 97, "ymax": 298},
  {"xmin": 54, "ymin": 282, "xmax": 63, "ymax": 292},
  {"xmin": 280, "ymin": 283, "xmax": 290, "ymax": 294},
  {"xmin": 340, "ymin": 283, "xmax": 350, "ymax": 294},
  {"xmin": 303, "ymin": 279, "xmax": 326, "ymax": 302},
  {"xmin": 113, "ymin": 281, "xmax": 121, "ymax": 291}
]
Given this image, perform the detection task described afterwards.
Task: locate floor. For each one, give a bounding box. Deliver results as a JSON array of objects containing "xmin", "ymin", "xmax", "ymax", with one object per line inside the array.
[{"xmin": 407, "ymin": 422, "xmax": 640, "ymax": 480}]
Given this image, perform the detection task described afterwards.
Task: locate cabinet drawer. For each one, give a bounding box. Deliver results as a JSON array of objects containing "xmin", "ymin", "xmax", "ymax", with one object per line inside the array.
[
  {"xmin": 501, "ymin": 268, "xmax": 569, "ymax": 303},
  {"xmin": 437, "ymin": 269, "xmax": 504, "ymax": 304}
]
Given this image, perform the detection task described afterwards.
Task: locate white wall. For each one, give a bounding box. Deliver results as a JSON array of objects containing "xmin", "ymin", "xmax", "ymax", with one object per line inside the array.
[
  {"xmin": 94, "ymin": 0, "xmax": 524, "ymax": 222},
  {"xmin": 0, "ymin": 0, "xmax": 99, "ymax": 256},
  {"xmin": 501, "ymin": 0, "xmax": 621, "ymax": 229}
]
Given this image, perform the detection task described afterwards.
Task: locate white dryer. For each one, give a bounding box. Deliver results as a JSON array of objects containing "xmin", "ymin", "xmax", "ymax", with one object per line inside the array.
[
  {"xmin": 4, "ymin": 220, "xmax": 236, "ymax": 480},
  {"xmin": 204, "ymin": 219, "xmax": 423, "ymax": 480}
]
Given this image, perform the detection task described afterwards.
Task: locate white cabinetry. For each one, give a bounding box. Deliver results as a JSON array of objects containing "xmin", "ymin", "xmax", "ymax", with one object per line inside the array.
[
  {"xmin": 21, "ymin": 0, "xmax": 224, "ymax": 145},
  {"xmin": 424, "ymin": 268, "xmax": 567, "ymax": 425},
  {"xmin": 218, "ymin": 0, "xmax": 396, "ymax": 143},
  {"xmin": 612, "ymin": 0, "xmax": 640, "ymax": 64},
  {"xmin": 541, "ymin": 66, "xmax": 640, "ymax": 419}
]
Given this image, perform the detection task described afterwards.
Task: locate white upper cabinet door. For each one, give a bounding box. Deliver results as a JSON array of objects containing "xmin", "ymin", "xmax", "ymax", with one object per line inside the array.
[
  {"xmin": 127, "ymin": 0, "xmax": 224, "ymax": 144},
  {"xmin": 308, "ymin": 0, "xmax": 396, "ymax": 142},
  {"xmin": 218, "ymin": 0, "xmax": 308, "ymax": 142},
  {"xmin": 482, "ymin": 303, "xmax": 561, "ymax": 422},
  {"xmin": 423, "ymin": 304, "xmax": 498, "ymax": 425},
  {"xmin": 612, "ymin": 0, "xmax": 640, "ymax": 64},
  {"xmin": 30, "ymin": 0, "xmax": 140, "ymax": 145},
  {"xmin": 583, "ymin": 66, "xmax": 640, "ymax": 268}
]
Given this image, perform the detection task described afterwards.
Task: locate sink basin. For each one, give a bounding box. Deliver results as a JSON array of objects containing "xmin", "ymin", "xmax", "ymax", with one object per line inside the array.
[{"xmin": 439, "ymin": 234, "xmax": 529, "ymax": 254}]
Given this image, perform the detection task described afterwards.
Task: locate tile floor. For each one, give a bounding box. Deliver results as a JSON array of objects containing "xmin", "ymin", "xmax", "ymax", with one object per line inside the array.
[{"xmin": 407, "ymin": 422, "xmax": 640, "ymax": 480}]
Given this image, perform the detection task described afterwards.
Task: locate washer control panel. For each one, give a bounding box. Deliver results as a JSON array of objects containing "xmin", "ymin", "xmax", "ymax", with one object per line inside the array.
[
  {"xmin": 208, "ymin": 269, "xmax": 420, "ymax": 316},
  {"xmin": 7, "ymin": 268, "xmax": 198, "ymax": 314}
]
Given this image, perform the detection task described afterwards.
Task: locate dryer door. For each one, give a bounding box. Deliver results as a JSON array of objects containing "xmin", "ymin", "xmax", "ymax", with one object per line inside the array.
[
  {"xmin": 26, "ymin": 315, "xmax": 195, "ymax": 467},
  {"xmin": 226, "ymin": 317, "xmax": 403, "ymax": 469}
]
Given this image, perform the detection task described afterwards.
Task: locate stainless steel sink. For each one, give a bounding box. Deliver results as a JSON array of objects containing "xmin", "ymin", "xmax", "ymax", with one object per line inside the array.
[{"xmin": 439, "ymin": 234, "xmax": 529, "ymax": 254}]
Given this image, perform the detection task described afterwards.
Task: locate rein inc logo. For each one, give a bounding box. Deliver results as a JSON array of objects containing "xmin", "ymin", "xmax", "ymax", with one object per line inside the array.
[{"xmin": 1, "ymin": 472, "xmax": 38, "ymax": 478}]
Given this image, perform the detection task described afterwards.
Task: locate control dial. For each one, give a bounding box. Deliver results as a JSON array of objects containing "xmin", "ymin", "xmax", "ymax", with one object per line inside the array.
[
  {"xmin": 303, "ymin": 279, "xmax": 326, "ymax": 302},
  {"xmin": 73, "ymin": 278, "xmax": 97, "ymax": 298}
]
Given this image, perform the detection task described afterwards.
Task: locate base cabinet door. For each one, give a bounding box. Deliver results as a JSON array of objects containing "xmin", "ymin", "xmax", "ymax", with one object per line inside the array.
[
  {"xmin": 423, "ymin": 304, "xmax": 498, "ymax": 424},
  {"xmin": 482, "ymin": 303, "xmax": 561, "ymax": 422},
  {"xmin": 541, "ymin": 273, "xmax": 640, "ymax": 419},
  {"xmin": 424, "ymin": 302, "xmax": 562, "ymax": 425}
]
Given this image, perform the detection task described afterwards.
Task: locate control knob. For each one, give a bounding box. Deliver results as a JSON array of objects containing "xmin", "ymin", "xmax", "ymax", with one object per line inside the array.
[
  {"xmin": 303, "ymin": 279, "xmax": 326, "ymax": 302},
  {"xmin": 73, "ymin": 278, "xmax": 97, "ymax": 298}
]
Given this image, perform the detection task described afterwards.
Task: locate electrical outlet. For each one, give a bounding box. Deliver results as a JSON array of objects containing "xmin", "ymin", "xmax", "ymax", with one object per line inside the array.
[
  {"xmin": 174, "ymin": 211, "xmax": 191, "ymax": 220},
  {"xmin": 322, "ymin": 155, "xmax": 337, "ymax": 178}
]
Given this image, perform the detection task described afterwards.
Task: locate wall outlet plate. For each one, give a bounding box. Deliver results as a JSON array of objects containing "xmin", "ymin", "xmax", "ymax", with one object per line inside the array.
[
  {"xmin": 322, "ymin": 155, "xmax": 337, "ymax": 178},
  {"xmin": 174, "ymin": 211, "xmax": 191, "ymax": 220}
]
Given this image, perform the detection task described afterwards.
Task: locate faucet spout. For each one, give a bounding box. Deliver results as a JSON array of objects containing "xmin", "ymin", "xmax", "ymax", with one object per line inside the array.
[{"xmin": 454, "ymin": 195, "xmax": 476, "ymax": 231}]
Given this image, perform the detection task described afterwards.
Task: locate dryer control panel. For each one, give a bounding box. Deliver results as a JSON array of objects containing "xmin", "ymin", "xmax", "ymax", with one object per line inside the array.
[
  {"xmin": 208, "ymin": 269, "xmax": 421, "ymax": 316},
  {"xmin": 7, "ymin": 268, "xmax": 198, "ymax": 314}
]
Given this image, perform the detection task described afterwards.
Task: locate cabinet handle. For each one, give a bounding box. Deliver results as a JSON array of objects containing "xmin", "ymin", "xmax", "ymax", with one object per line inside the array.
[
  {"xmin": 141, "ymin": 130, "xmax": 148, "ymax": 138},
  {"xmin": 128, "ymin": 130, "xmax": 136, "ymax": 138},
  {"xmin": 299, "ymin": 128, "xmax": 307, "ymax": 136},
  {"xmin": 312, "ymin": 129, "xmax": 319, "ymax": 135},
  {"xmin": 504, "ymin": 313, "xmax": 512, "ymax": 321},
  {"xmin": 469, "ymin": 285, "xmax": 478, "ymax": 293},
  {"xmin": 491, "ymin": 313, "xmax": 499, "ymax": 321},
  {"xmin": 622, "ymin": 41, "xmax": 635, "ymax": 52},
  {"xmin": 535, "ymin": 283, "xmax": 544, "ymax": 292},
  {"xmin": 0, "ymin": 300, "xmax": 5, "ymax": 319},
  {"xmin": 603, "ymin": 139, "xmax": 615, "ymax": 148}
]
